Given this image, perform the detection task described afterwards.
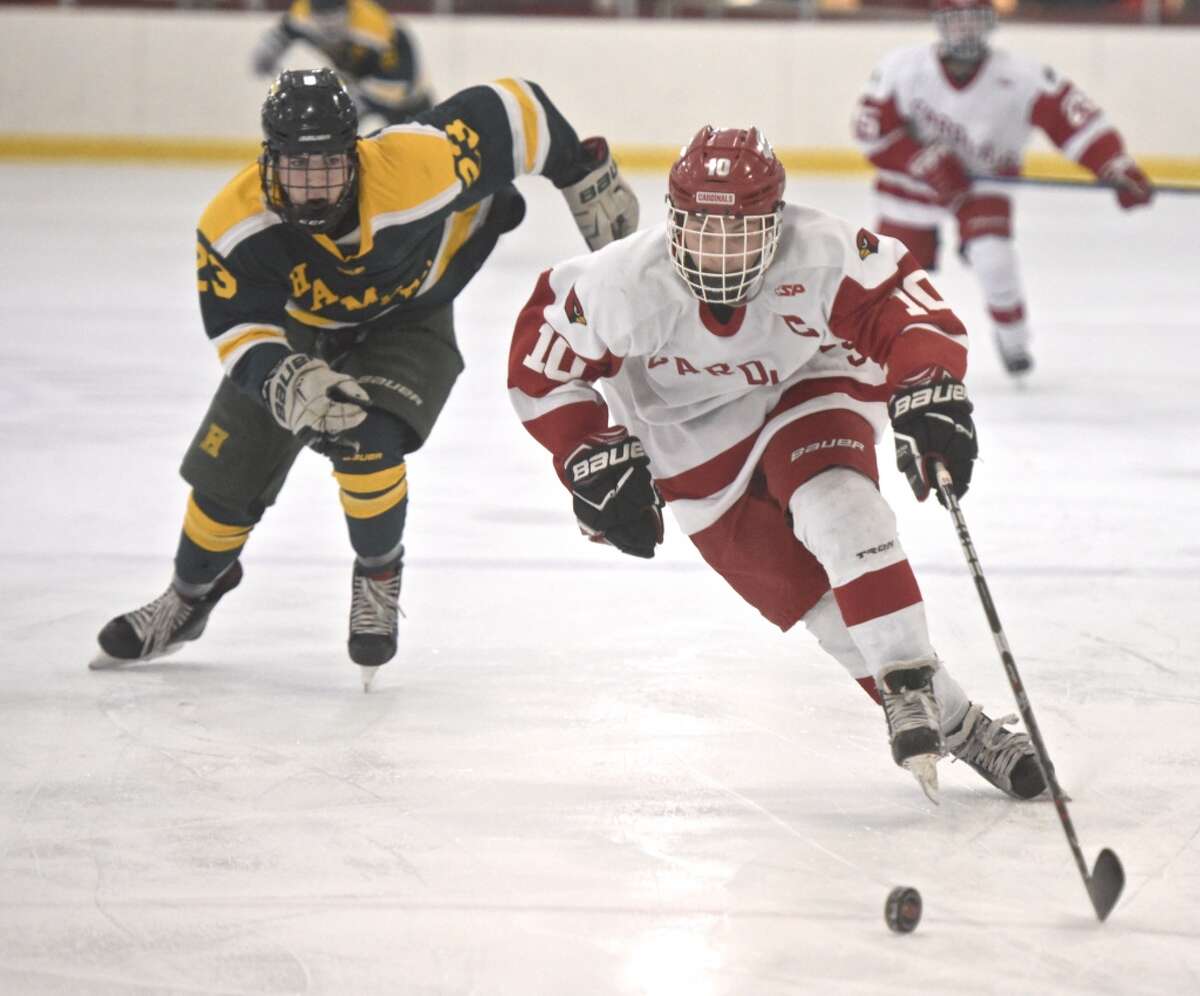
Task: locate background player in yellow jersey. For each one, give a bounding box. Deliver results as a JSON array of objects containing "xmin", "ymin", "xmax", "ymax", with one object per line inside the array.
[
  {"xmin": 252, "ymin": 0, "xmax": 434, "ymax": 125},
  {"xmin": 91, "ymin": 68, "xmax": 638, "ymax": 689}
]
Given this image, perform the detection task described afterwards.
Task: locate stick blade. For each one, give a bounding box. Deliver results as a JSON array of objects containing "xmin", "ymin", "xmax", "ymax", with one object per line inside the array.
[{"xmin": 1087, "ymin": 848, "xmax": 1125, "ymax": 922}]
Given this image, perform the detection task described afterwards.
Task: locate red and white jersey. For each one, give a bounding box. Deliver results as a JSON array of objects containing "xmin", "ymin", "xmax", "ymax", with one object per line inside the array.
[
  {"xmin": 854, "ymin": 44, "xmax": 1126, "ymax": 223},
  {"xmin": 508, "ymin": 205, "xmax": 968, "ymax": 535}
]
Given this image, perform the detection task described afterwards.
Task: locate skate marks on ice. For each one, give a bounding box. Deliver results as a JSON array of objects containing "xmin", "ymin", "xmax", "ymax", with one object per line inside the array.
[{"xmin": 0, "ymin": 167, "xmax": 1199, "ymax": 993}]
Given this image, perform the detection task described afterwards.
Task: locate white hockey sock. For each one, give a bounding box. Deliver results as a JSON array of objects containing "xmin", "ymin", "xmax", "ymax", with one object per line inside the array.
[
  {"xmin": 802, "ymin": 589, "xmax": 969, "ymax": 731},
  {"xmin": 964, "ymin": 235, "xmax": 1026, "ymax": 319},
  {"xmin": 790, "ymin": 469, "xmax": 934, "ymax": 676}
]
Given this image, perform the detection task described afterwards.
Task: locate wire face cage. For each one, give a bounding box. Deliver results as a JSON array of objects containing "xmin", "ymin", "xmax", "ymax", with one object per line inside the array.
[{"xmin": 666, "ymin": 205, "xmax": 782, "ymax": 305}]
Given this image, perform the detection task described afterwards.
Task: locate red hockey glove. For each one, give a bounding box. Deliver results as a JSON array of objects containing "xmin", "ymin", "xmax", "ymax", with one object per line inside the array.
[
  {"xmin": 563, "ymin": 427, "xmax": 664, "ymax": 559},
  {"xmin": 907, "ymin": 145, "xmax": 971, "ymax": 207},
  {"xmin": 1100, "ymin": 155, "xmax": 1153, "ymax": 210}
]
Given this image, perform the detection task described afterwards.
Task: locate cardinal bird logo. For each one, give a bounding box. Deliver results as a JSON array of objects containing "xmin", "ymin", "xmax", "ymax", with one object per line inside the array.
[
  {"xmin": 565, "ymin": 286, "xmax": 587, "ymax": 326},
  {"xmin": 856, "ymin": 228, "xmax": 880, "ymax": 260}
]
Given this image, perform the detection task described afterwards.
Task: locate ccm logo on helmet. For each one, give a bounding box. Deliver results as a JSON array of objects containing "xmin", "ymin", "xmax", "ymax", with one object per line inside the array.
[
  {"xmin": 570, "ymin": 440, "xmax": 646, "ymax": 482},
  {"xmin": 890, "ymin": 381, "xmax": 968, "ymax": 417}
]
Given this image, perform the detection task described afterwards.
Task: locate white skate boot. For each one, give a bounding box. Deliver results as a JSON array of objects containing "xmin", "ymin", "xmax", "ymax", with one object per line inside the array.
[{"xmin": 993, "ymin": 323, "xmax": 1033, "ymax": 376}]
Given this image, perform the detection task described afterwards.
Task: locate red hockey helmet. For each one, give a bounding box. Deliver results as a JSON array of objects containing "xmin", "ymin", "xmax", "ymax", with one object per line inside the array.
[
  {"xmin": 666, "ymin": 126, "xmax": 786, "ymax": 305},
  {"xmin": 932, "ymin": 0, "xmax": 996, "ymax": 62}
]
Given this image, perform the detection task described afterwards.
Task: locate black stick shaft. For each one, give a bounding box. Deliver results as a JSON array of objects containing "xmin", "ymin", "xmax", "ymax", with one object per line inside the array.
[{"xmin": 931, "ymin": 462, "xmax": 1121, "ymax": 920}]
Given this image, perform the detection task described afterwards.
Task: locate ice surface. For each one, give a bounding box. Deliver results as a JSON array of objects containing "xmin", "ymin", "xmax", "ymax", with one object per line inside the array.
[{"xmin": 0, "ymin": 163, "xmax": 1197, "ymax": 994}]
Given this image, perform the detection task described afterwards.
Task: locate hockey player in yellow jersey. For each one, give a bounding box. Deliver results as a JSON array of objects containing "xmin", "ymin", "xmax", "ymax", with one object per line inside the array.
[
  {"xmin": 252, "ymin": 0, "xmax": 434, "ymax": 124},
  {"xmin": 92, "ymin": 68, "xmax": 639, "ymax": 689}
]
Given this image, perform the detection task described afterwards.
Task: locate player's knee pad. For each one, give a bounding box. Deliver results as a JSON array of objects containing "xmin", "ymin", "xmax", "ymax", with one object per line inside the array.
[
  {"xmin": 878, "ymin": 221, "xmax": 939, "ymax": 271},
  {"xmin": 963, "ymin": 234, "xmax": 1023, "ymax": 312},
  {"xmin": 331, "ymin": 410, "xmax": 410, "ymax": 522},
  {"xmin": 788, "ymin": 468, "xmax": 905, "ymax": 588}
]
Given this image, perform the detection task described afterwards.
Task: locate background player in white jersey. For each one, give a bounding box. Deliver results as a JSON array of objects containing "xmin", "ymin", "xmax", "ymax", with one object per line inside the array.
[
  {"xmin": 508, "ymin": 125, "xmax": 1045, "ymax": 801},
  {"xmin": 853, "ymin": 0, "xmax": 1153, "ymax": 375}
]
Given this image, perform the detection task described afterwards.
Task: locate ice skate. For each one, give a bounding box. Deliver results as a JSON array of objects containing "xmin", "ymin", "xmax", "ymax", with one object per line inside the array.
[
  {"xmin": 879, "ymin": 660, "xmax": 945, "ymax": 802},
  {"xmin": 90, "ymin": 562, "xmax": 243, "ymax": 669},
  {"xmin": 348, "ymin": 557, "xmax": 402, "ymax": 691},
  {"xmin": 993, "ymin": 324, "xmax": 1033, "ymax": 377},
  {"xmin": 946, "ymin": 703, "xmax": 1046, "ymax": 799}
]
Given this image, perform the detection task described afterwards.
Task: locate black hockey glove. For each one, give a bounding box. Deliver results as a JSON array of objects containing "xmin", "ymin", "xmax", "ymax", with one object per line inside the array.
[
  {"xmin": 889, "ymin": 379, "xmax": 978, "ymax": 505},
  {"xmin": 564, "ymin": 427, "xmax": 664, "ymax": 559}
]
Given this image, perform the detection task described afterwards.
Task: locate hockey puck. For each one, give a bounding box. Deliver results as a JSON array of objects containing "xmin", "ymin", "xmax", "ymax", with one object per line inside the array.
[{"xmin": 884, "ymin": 886, "xmax": 922, "ymax": 933}]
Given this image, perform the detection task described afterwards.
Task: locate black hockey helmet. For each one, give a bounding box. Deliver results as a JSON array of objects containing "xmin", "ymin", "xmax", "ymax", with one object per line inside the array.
[{"xmin": 259, "ymin": 68, "xmax": 359, "ymax": 233}]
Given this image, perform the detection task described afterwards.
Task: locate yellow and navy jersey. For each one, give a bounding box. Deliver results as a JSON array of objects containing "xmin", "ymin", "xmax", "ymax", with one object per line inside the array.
[
  {"xmin": 281, "ymin": 0, "xmax": 432, "ymax": 119},
  {"xmin": 196, "ymin": 79, "xmax": 587, "ymax": 395}
]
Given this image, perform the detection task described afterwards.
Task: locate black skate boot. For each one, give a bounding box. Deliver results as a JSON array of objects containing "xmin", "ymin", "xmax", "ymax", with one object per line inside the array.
[
  {"xmin": 993, "ymin": 325, "xmax": 1033, "ymax": 377},
  {"xmin": 946, "ymin": 704, "xmax": 1047, "ymax": 799},
  {"xmin": 91, "ymin": 562, "xmax": 243, "ymax": 668},
  {"xmin": 879, "ymin": 660, "xmax": 945, "ymax": 802},
  {"xmin": 348, "ymin": 557, "xmax": 402, "ymax": 691}
]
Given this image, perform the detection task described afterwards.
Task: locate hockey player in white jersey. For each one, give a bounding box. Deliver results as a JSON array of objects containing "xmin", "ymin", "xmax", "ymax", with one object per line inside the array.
[
  {"xmin": 508, "ymin": 125, "xmax": 1046, "ymax": 802},
  {"xmin": 853, "ymin": 0, "xmax": 1153, "ymax": 375}
]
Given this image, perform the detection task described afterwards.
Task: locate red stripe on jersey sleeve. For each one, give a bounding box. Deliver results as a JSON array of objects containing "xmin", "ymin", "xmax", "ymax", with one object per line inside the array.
[
  {"xmin": 526, "ymin": 401, "xmax": 612, "ymax": 488},
  {"xmin": 1032, "ymin": 82, "xmax": 1100, "ymax": 148},
  {"xmin": 834, "ymin": 559, "xmax": 923, "ymax": 627},
  {"xmin": 1078, "ymin": 129, "xmax": 1123, "ymax": 175},
  {"xmin": 829, "ymin": 254, "xmax": 967, "ymax": 386},
  {"xmin": 867, "ymin": 132, "xmax": 924, "ymax": 174}
]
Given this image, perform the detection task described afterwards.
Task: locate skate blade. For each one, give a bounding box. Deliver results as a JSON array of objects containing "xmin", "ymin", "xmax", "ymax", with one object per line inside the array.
[
  {"xmin": 903, "ymin": 753, "xmax": 941, "ymax": 805},
  {"xmin": 88, "ymin": 643, "xmax": 183, "ymax": 670},
  {"xmin": 360, "ymin": 666, "xmax": 380, "ymax": 692},
  {"xmin": 88, "ymin": 653, "xmax": 130, "ymax": 671}
]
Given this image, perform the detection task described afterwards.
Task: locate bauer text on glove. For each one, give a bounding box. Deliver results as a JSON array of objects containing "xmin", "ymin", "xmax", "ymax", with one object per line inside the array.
[
  {"xmin": 889, "ymin": 378, "xmax": 978, "ymax": 504},
  {"xmin": 560, "ymin": 137, "xmax": 640, "ymax": 251},
  {"xmin": 564, "ymin": 427, "xmax": 664, "ymax": 558},
  {"xmin": 263, "ymin": 353, "xmax": 369, "ymax": 440}
]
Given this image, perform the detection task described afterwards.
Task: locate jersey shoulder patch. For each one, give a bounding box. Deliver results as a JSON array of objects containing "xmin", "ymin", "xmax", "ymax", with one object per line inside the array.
[
  {"xmin": 357, "ymin": 127, "xmax": 462, "ymax": 221},
  {"xmin": 198, "ymin": 164, "xmax": 280, "ymax": 256}
]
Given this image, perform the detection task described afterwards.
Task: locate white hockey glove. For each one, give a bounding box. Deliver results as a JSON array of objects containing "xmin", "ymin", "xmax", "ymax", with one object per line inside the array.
[
  {"xmin": 263, "ymin": 353, "xmax": 369, "ymax": 440},
  {"xmin": 251, "ymin": 26, "xmax": 290, "ymax": 77},
  {"xmin": 561, "ymin": 137, "xmax": 639, "ymax": 251}
]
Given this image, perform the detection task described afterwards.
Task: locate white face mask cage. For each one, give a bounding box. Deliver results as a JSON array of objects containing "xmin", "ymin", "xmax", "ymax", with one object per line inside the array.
[
  {"xmin": 935, "ymin": 6, "xmax": 996, "ymax": 61},
  {"xmin": 666, "ymin": 204, "xmax": 782, "ymax": 305}
]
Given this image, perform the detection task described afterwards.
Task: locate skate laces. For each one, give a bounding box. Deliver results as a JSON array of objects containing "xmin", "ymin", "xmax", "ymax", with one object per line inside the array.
[
  {"xmin": 350, "ymin": 570, "xmax": 401, "ymax": 636},
  {"xmin": 948, "ymin": 705, "xmax": 1030, "ymax": 778},
  {"xmin": 882, "ymin": 682, "xmax": 940, "ymax": 738},
  {"xmin": 127, "ymin": 586, "xmax": 194, "ymax": 656}
]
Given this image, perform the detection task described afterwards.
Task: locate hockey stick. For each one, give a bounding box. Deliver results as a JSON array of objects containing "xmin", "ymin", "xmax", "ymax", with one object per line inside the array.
[
  {"xmin": 931, "ymin": 461, "xmax": 1125, "ymax": 922},
  {"xmin": 982, "ymin": 175, "xmax": 1200, "ymax": 195}
]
